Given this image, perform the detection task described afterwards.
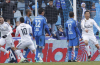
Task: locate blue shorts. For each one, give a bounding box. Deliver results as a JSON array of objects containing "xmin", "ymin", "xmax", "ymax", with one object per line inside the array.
[
  {"xmin": 35, "ymin": 35, "xmax": 45, "ymax": 46},
  {"xmin": 69, "ymin": 37, "xmax": 79, "ymax": 46}
]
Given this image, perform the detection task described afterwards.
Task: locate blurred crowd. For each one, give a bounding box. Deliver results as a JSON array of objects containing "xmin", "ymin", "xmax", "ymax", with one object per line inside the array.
[{"xmin": 0, "ymin": 0, "xmax": 97, "ymax": 40}]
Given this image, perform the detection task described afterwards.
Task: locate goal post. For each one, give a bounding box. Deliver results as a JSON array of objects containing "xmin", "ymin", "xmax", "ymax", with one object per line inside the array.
[
  {"xmin": 73, "ymin": 0, "xmax": 77, "ymax": 21},
  {"xmin": 35, "ymin": 0, "xmax": 38, "ymax": 17}
]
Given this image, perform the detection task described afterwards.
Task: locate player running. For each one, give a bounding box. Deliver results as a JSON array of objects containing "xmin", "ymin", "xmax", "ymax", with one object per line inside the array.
[
  {"xmin": 23, "ymin": 9, "xmax": 32, "ymax": 62},
  {"xmin": 66, "ymin": 12, "xmax": 82, "ymax": 62},
  {"xmin": 15, "ymin": 17, "xmax": 36, "ymax": 63},
  {"xmin": 0, "ymin": 17, "xmax": 24, "ymax": 62},
  {"xmin": 81, "ymin": 11, "xmax": 100, "ymax": 61},
  {"xmin": 32, "ymin": 8, "xmax": 51, "ymax": 62}
]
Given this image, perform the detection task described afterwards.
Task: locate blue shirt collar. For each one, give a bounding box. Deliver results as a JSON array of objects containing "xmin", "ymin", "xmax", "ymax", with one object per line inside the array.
[{"xmin": 39, "ymin": 15, "xmax": 43, "ymax": 17}]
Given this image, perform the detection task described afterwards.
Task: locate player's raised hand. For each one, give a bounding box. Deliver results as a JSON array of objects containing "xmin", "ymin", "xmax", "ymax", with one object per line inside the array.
[
  {"xmin": 2, "ymin": 35, "xmax": 7, "ymax": 38},
  {"xmin": 85, "ymin": 29, "xmax": 88, "ymax": 33}
]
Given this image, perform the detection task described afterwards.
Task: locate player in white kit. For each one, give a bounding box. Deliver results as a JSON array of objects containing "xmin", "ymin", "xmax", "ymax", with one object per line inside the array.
[
  {"xmin": 15, "ymin": 17, "xmax": 36, "ymax": 62},
  {"xmin": 81, "ymin": 11, "xmax": 100, "ymax": 61},
  {"xmin": 0, "ymin": 17, "xmax": 25, "ymax": 62}
]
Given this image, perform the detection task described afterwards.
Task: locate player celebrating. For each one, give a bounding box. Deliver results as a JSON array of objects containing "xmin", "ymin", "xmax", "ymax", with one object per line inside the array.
[
  {"xmin": 15, "ymin": 17, "xmax": 36, "ymax": 62},
  {"xmin": 32, "ymin": 8, "xmax": 51, "ymax": 62},
  {"xmin": 81, "ymin": 11, "xmax": 100, "ymax": 61},
  {"xmin": 0, "ymin": 17, "xmax": 24, "ymax": 62},
  {"xmin": 66, "ymin": 12, "xmax": 82, "ymax": 62}
]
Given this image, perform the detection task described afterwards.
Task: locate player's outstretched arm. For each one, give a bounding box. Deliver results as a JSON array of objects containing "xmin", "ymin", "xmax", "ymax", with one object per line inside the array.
[
  {"xmin": 6, "ymin": 26, "xmax": 13, "ymax": 36},
  {"xmin": 75, "ymin": 27, "xmax": 82, "ymax": 39},
  {"xmin": 66, "ymin": 27, "xmax": 69, "ymax": 41},
  {"xmin": 45, "ymin": 25, "xmax": 51, "ymax": 36},
  {"xmin": 93, "ymin": 20, "xmax": 100, "ymax": 31}
]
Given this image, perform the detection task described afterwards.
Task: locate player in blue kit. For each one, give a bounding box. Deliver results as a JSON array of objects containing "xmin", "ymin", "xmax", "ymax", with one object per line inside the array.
[
  {"xmin": 66, "ymin": 12, "xmax": 82, "ymax": 62},
  {"xmin": 32, "ymin": 8, "xmax": 51, "ymax": 62},
  {"xmin": 24, "ymin": 9, "xmax": 32, "ymax": 26}
]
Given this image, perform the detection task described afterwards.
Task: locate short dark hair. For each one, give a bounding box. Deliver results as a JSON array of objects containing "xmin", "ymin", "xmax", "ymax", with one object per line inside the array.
[
  {"xmin": 49, "ymin": 0, "xmax": 53, "ymax": 2},
  {"xmin": 20, "ymin": 17, "xmax": 24, "ymax": 23},
  {"xmin": 26, "ymin": 9, "xmax": 30, "ymax": 14},
  {"xmin": 84, "ymin": 10, "xmax": 90, "ymax": 14},
  {"xmin": 38, "ymin": 8, "xmax": 44, "ymax": 14},
  {"xmin": 69, "ymin": 12, "xmax": 74, "ymax": 17}
]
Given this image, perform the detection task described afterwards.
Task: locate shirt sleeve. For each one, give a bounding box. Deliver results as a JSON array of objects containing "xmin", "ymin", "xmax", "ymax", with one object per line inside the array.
[
  {"xmin": 93, "ymin": 20, "xmax": 100, "ymax": 31},
  {"xmin": 24, "ymin": 17, "xmax": 27, "ymax": 24},
  {"xmin": 81, "ymin": 19, "xmax": 87, "ymax": 30},
  {"xmin": 74, "ymin": 21, "xmax": 82, "ymax": 39},
  {"xmin": 6, "ymin": 26, "xmax": 13, "ymax": 36},
  {"xmin": 29, "ymin": 25, "xmax": 32, "ymax": 34},
  {"xmin": 45, "ymin": 25, "xmax": 51, "ymax": 36},
  {"xmin": 65, "ymin": 23, "xmax": 69, "ymax": 40},
  {"xmin": 15, "ymin": 27, "xmax": 19, "ymax": 37}
]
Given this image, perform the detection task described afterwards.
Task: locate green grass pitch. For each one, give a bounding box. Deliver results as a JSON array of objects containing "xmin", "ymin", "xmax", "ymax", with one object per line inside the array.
[{"xmin": 0, "ymin": 62, "xmax": 100, "ymax": 65}]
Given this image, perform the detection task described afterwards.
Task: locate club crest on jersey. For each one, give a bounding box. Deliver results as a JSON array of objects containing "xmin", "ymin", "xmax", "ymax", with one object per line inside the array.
[{"xmin": 27, "ymin": 21, "xmax": 29, "ymax": 24}]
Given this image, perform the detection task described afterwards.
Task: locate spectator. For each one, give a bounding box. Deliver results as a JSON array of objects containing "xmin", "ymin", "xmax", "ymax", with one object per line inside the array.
[
  {"xmin": 90, "ymin": 3, "xmax": 96, "ymax": 19},
  {"xmin": 0, "ymin": 0, "xmax": 16, "ymax": 25},
  {"xmin": 52, "ymin": 25, "xmax": 66, "ymax": 40},
  {"xmin": 38, "ymin": 0, "xmax": 49, "ymax": 8},
  {"xmin": 45, "ymin": 0, "xmax": 58, "ymax": 33},
  {"xmin": 77, "ymin": 2, "xmax": 88, "ymax": 22},
  {"xmin": 55, "ymin": 0, "xmax": 65, "ymax": 28},
  {"xmin": 24, "ymin": 9, "xmax": 32, "ymax": 26},
  {"xmin": 24, "ymin": 0, "xmax": 35, "ymax": 10},
  {"xmin": 12, "ymin": 21, "xmax": 20, "ymax": 37}
]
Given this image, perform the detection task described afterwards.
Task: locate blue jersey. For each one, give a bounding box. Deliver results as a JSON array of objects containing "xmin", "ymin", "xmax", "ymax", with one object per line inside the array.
[
  {"xmin": 32, "ymin": 15, "xmax": 50, "ymax": 36},
  {"xmin": 24, "ymin": 16, "xmax": 31, "ymax": 26},
  {"xmin": 65, "ymin": 18, "xmax": 82, "ymax": 40}
]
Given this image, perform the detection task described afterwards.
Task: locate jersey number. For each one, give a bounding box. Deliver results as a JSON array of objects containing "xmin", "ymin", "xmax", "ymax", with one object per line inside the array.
[
  {"xmin": 35, "ymin": 20, "xmax": 41, "ymax": 27},
  {"xmin": 21, "ymin": 28, "xmax": 27, "ymax": 35},
  {"xmin": 68, "ymin": 24, "xmax": 73, "ymax": 34}
]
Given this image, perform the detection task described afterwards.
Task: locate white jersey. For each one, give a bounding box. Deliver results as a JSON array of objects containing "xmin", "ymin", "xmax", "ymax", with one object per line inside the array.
[
  {"xmin": 81, "ymin": 18, "xmax": 100, "ymax": 35},
  {"xmin": 15, "ymin": 23, "xmax": 32, "ymax": 42},
  {"xmin": 0, "ymin": 22, "xmax": 12, "ymax": 39}
]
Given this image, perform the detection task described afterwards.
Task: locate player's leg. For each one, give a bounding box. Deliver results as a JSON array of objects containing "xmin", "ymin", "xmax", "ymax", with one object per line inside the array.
[
  {"xmin": 82, "ymin": 35, "xmax": 91, "ymax": 61},
  {"xmin": 73, "ymin": 37, "xmax": 79, "ymax": 62},
  {"xmin": 35, "ymin": 36, "xmax": 39, "ymax": 61},
  {"xmin": 36, "ymin": 35, "xmax": 45, "ymax": 62},
  {"xmin": 15, "ymin": 42, "xmax": 26, "ymax": 63},
  {"xmin": 28, "ymin": 41, "xmax": 36, "ymax": 54},
  {"xmin": 0, "ymin": 38, "xmax": 10, "ymax": 58},
  {"xmin": 90, "ymin": 36, "xmax": 100, "ymax": 53},
  {"xmin": 6, "ymin": 39, "xmax": 25, "ymax": 62},
  {"xmin": 23, "ymin": 48, "xmax": 30, "ymax": 58},
  {"xmin": 68, "ymin": 40, "xmax": 73, "ymax": 62}
]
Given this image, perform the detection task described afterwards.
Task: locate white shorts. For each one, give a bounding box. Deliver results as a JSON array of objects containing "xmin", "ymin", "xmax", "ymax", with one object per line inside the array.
[
  {"xmin": 82, "ymin": 34, "xmax": 98, "ymax": 45},
  {"xmin": 0, "ymin": 38, "xmax": 14, "ymax": 47},
  {"xmin": 16, "ymin": 40, "xmax": 35, "ymax": 51}
]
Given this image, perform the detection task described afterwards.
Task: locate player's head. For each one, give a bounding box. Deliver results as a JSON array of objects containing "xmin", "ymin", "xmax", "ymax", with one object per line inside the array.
[
  {"xmin": 49, "ymin": 0, "xmax": 53, "ymax": 6},
  {"xmin": 38, "ymin": 8, "xmax": 45, "ymax": 15},
  {"xmin": 16, "ymin": 21, "xmax": 20, "ymax": 26},
  {"xmin": 26, "ymin": 9, "xmax": 32, "ymax": 16},
  {"xmin": 0, "ymin": 17, "xmax": 4, "ymax": 24},
  {"xmin": 81, "ymin": 2, "xmax": 86, "ymax": 8},
  {"xmin": 20, "ymin": 17, "xmax": 24, "ymax": 23},
  {"xmin": 84, "ymin": 11, "xmax": 90, "ymax": 19},
  {"xmin": 5, "ymin": 0, "xmax": 10, "ymax": 3},
  {"xmin": 6, "ymin": 19, "xmax": 10, "ymax": 25},
  {"xmin": 69, "ymin": 12, "xmax": 74, "ymax": 18}
]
